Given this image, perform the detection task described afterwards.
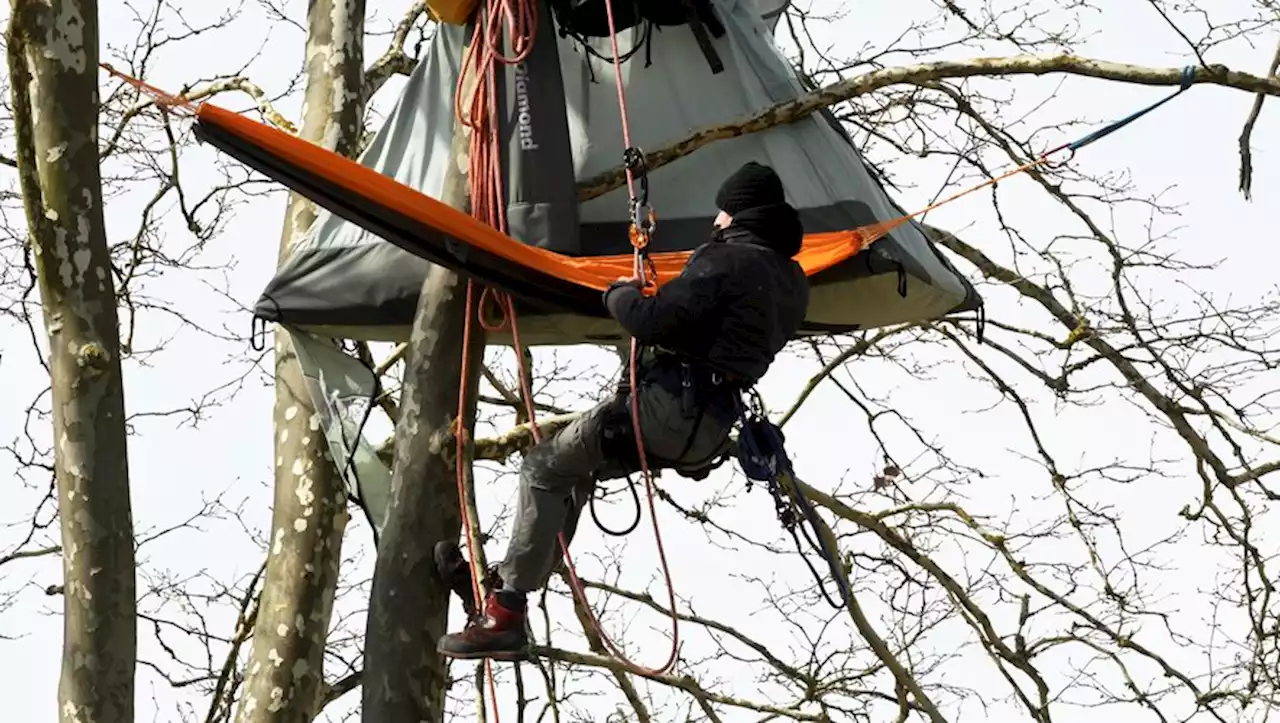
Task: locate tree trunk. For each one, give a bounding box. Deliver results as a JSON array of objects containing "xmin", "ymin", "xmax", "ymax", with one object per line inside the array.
[
  {"xmin": 361, "ymin": 48, "xmax": 487, "ymax": 723},
  {"xmin": 233, "ymin": 2, "xmax": 366, "ymax": 721},
  {"xmin": 6, "ymin": 2, "xmax": 137, "ymax": 721}
]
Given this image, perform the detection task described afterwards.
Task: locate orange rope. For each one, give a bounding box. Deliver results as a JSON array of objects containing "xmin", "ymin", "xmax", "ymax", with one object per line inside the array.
[
  {"xmin": 453, "ymin": 0, "xmax": 540, "ymax": 716},
  {"xmin": 852, "ymin": 154, "xmax": 1055, "ymax": 248},
  {"xmin": 98, "ymin": 62, "xmax": 197, "ymax": 114},
  {"xmin": 452, "ymin": 0, "xmax": 683, "ymax": 681}
]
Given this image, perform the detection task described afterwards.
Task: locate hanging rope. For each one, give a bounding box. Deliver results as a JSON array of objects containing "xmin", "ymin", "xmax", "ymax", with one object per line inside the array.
[
  {"xmin": 450, "ymin": 0, "xmax": 681, "ymax": 682},
  {"xmin": 544, "ymin": 0, "xmax": 684, "ymax": 677},
  {"xmin": 451, "ymin": 0, "xmax": 542, "ymax": 717},
  {"xmin": 471, "ymin": 0, "xmax": 683, "ymax": 679}
]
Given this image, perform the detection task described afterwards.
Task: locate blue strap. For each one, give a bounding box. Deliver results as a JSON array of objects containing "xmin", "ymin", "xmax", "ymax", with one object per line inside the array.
[{"xmin": 1046, "ymin": 65, "xmax": 1197, "ymax": 156}]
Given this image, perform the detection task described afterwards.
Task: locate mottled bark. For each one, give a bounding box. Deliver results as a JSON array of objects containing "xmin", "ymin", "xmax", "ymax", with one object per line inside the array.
[
  {"xmin": 6, "ymin": 1, "xmax": 137, "ymax": 721},
  {"xmin": 233, "ymin": 2, "xmax": 366, "ymax": 722},
  {"xmin": 361, "ymin": 54, "xmax": 487, "ymax": 723}
]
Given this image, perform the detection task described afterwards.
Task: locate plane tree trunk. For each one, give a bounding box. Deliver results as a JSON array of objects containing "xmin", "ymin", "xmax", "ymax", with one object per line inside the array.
[
  {"xmin": 361, "ymin": 39, "xmax": 488, "ymax": 723},
  {"xmin": 6, "ymin": 1, "xmax": 137, "ymax": 720},
  {"xmin": 233, "ymin": 2, "xmax": 366, "ymax": 721}
]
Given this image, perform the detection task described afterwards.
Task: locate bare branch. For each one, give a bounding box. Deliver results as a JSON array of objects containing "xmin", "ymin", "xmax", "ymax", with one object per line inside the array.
[
  {"xmin": 1237, "ymin": 38, "xmax": 1280, "ymax": 199},
  {"xmin": 578, "ymin": 54, "xmax": 1279, "ymax": 201},
  {"xmin": 363, "ymin": 1, "xmax": 429, "ymax": 102}
]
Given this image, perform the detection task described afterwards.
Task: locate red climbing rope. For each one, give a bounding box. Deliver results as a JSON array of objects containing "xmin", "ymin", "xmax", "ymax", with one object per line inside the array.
[
  {"xmin": 539, "ymin": 0, "xmax": 684, "ymax": 677},
  {"xmin": 450, "ymin": 0, "xmax": 682, "ymax": 679},
  {"xmin": 537, "ymin": 0, "xmax": 686, "ymax": 675}
]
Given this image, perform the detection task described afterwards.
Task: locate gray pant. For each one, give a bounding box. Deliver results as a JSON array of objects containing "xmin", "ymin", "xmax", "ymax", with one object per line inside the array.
[{"xmin": 498, "ymin": 377, "xmax": 735, "ymax": 592}]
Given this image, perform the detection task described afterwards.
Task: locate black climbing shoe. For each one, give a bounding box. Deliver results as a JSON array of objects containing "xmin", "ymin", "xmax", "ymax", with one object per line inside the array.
[{"xmin": 437, "ymin": 589, "xmax": 531, "ymax": 662}]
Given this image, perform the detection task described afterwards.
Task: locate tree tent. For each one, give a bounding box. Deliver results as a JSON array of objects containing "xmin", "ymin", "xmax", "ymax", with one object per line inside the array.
[{"xmin": 187, "ymin": 0, "xmax": 985, "ymax": 533}]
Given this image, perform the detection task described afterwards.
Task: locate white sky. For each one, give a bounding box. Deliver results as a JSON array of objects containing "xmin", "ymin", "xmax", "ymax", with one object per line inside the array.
[{"xmin": 2, "ymin": 0, "xmax": 1277, "ymax": 721}]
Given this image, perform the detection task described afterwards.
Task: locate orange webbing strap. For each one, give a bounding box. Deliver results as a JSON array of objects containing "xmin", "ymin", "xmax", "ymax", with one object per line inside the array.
[
  {"xmin": 99, "ymin": 63, "xmax": 197, "ymax": 115},
  {"xmin": 852, "ymin": 154, "xmax": 1055, "ymax": 248}
]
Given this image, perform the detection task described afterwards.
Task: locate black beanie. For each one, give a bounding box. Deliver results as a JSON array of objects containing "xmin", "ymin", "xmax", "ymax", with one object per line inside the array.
[{"xmin": 715, "ymin": 161, "xmax": 786, "ymax": 216}]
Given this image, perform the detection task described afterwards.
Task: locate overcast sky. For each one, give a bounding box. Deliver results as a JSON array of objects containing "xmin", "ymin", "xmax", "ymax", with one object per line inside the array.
[{"xmin": 2, "ymin": 0, "xmax": 1277, "ymax": 721}]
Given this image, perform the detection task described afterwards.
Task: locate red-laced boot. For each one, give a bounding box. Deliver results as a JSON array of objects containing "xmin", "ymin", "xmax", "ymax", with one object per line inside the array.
[{"xmin": 437, "ymin": 588, "xmax": 530, "ymax": 661}]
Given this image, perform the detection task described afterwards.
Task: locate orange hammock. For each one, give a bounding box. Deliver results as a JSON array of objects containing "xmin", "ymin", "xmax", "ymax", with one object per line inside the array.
[
  {"xmin": 98, "ymin": 62, "xmax": 1059, "ymax": 313},
  {"xmin": 96, "ymin": 64, "xmax": 959, "ymax": 296},
  {"xmin": 202, "ymin": 101, "xmax": 873, "ymax": 288}
]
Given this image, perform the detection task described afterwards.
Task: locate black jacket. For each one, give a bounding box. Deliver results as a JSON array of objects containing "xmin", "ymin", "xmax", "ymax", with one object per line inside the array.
[{"xmin": 602, "ymin": 207, "xmax": 810, "ymax": 385}]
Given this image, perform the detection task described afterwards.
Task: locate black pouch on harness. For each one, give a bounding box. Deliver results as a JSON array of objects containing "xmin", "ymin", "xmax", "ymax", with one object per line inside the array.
[
  {"xmin": 547, "ymin": 0, "xmax": 723, "ymax": 36},
  {"xmin": 547, "ymin": 0, "xmax": 726, "ymax": 73}
]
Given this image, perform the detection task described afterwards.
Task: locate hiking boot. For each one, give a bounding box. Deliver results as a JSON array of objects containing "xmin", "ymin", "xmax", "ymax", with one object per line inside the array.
[
  {"xmin": 434, "ymin": 539, "xmax": 503, "ymax": 619},
  {"xmin": 437, "ymin": 589, "xmax": 530, "ymax": 662}
]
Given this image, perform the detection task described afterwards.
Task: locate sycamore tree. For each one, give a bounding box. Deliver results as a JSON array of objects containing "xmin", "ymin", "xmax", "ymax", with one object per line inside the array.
[{"xmin": 1, "ymin": 1, "xmax": 1278, "ymax": 722}]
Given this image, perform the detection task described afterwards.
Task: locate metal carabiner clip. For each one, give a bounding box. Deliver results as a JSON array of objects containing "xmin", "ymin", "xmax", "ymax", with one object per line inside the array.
[{"xmin": 631, "ymin": 202, "xmax": 656, "ymax": 236}]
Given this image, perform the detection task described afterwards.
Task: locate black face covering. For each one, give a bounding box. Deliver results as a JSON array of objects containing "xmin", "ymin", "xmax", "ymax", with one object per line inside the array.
[{"xmin": 713, "ymin": 203, "xmax": 803, "ymax": 258}]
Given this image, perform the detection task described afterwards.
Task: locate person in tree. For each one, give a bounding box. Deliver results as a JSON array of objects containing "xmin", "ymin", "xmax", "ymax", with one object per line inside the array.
[{"xmin": 435, "ymin": 161, "xmax": 811, "ymax": 661}]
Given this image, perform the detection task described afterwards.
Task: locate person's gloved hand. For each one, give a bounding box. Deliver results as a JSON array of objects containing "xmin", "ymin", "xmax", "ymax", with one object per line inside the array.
[{"xmin": 602, "ymin": 275, "xmax": 645, "ymax": 311}]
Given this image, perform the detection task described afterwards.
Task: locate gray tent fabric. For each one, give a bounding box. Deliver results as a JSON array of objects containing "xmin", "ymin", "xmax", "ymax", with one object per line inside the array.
[
  {"xmin": 288, "ymin": 329, "xmax": 391, "ymax": 537},
  {"xmin": 256, "ymin": 0, "xmax": 982, "ymax": 347}
]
